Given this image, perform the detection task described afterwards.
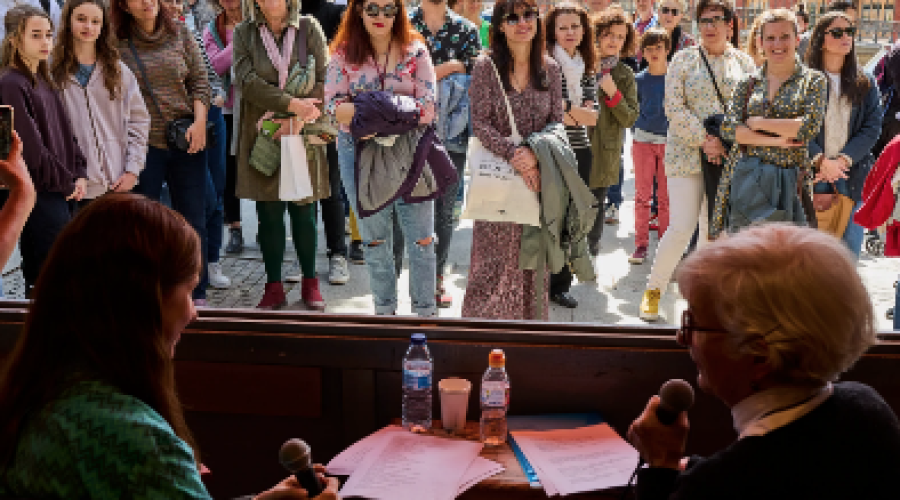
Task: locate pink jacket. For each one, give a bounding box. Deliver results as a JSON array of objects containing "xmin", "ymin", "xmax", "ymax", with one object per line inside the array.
[{"xmin": 59, "ymin": 61, "xmax": 151, "ymax": 199}]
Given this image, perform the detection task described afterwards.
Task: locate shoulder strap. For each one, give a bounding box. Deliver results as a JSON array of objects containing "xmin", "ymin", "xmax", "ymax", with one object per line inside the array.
[
  {"xmin": 485, "ymin": 57, "xmax": 521, "ymax": 142},
  {"xmin": 698, "ymin": 47, "xmax": 727, "ymax": 111},
  {"xmin": 297, "ymin": 17, "xmax": 309, "ymax": 67},
  {"xmin": 128, "ymin": 40, "xmax": 164, "ymax": 119}
]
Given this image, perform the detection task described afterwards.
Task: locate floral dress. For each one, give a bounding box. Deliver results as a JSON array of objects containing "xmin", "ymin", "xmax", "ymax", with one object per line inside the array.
[{"xmin": 461, "ymin": 55, "xmax": 563, "ymax": 321}]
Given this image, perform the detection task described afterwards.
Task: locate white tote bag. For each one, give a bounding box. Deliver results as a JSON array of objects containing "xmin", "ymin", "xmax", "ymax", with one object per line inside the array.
[
  {"xmin": 461, "ymin": 59, "xmax": 541, "ymax": 227},
  {"xmin": 279, "ymin": 120, "xmax": 313, "ymax": 201}
]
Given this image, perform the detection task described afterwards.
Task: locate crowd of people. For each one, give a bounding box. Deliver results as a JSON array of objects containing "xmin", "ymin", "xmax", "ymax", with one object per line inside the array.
[{"xmin": 0, "ymin": 0, "xmax": 895, "ymax": 324}]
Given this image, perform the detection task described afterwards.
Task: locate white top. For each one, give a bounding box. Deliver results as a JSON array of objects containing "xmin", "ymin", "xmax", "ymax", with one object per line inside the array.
[
  {"xmin": 732, "ymin": 383, "xmax": 834, "ymax": 439},
  {"xmin": 0, "ymin": 0, "xmax": 61, "ymax": 42},
  {"xmin": 823, "ymin": 71, "xmax": 852, "ymax": 160}
]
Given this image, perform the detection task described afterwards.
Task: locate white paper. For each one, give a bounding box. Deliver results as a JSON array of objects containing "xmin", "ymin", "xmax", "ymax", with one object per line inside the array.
[
  {"xmin": 511, "ymin": 424, "xmax": 639, "ymax": 497},
  {"xmin": 326, "ymin": 426, "xmax": 405, "ymax": 475},
  {"xmin": 456, "ymin": 457, "xmax": 505, "ymax": 496},
  {"xmin": 340, "ymin": 432, "xmax": 483, "ymax": 500}
]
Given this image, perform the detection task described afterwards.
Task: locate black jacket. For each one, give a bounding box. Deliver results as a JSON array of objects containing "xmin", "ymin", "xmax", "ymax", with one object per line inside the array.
[{"xmin": 300, "ymin": 0, "xmax": 345, "ymax": 41}]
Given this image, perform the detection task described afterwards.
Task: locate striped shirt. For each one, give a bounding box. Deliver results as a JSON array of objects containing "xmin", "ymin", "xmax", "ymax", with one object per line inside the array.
[
  {"xmin": 187, "ymin": 22, "xmax": 226, "ymax": 102},
  {"xmin": 561, "ymin": 72, "xmax": 596, "ymax": 150}
]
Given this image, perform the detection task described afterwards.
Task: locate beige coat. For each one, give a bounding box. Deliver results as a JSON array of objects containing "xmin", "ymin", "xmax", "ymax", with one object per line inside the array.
[{"xmin": 233, "ymin": 7, "xmax": 329, "ymax": 203}]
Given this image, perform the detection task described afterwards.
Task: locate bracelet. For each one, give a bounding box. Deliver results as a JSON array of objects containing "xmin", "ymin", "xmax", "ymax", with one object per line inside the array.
[{"xmin": 566, "ymin": 111, "xmax": 577, "ymax": 125}]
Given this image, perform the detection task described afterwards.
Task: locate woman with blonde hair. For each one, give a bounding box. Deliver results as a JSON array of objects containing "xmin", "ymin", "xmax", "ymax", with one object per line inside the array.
[
  {"xmin": 628, "ymin": 224, "xmax": 900, "ymax": 499},
  {"xmin": 745, "ymin": 15, "xmax": 765, "ymax": 67}
]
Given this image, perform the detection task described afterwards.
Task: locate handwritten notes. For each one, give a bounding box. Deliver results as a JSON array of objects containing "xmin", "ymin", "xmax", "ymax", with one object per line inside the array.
[{"xmin": 510, "ymin": 424, "xmax": 639, "ymax": 496}]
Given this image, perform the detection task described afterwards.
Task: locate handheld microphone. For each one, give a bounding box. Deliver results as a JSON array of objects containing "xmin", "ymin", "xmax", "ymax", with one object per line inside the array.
[
  {"xmin": 279, "ymin": 438, "xmax": 324, "ymax": 497},
  {"xmin": 655, "ymin": 379, "xmax": 695, "ymax": 425}
]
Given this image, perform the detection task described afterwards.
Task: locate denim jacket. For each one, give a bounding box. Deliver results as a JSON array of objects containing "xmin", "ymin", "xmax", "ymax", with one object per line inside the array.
[
  {"xmin": 808, "ymin": 74, "xmax": 883, "ymax": 203},
  {"xmin": 436, "ymin": 73, "xmax": 472, "ymax": 153}
]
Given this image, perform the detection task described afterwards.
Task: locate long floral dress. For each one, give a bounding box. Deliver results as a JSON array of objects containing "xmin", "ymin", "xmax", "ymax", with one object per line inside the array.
[{"xmin": 461, "ymin": 55, "xmax": 564, "ymax": 320}]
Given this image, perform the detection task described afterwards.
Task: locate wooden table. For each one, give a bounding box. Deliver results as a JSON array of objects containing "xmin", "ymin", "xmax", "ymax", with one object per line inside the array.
[{"xmin": 394, "ymin": 420, "xmax": 627, "ymax": 499}]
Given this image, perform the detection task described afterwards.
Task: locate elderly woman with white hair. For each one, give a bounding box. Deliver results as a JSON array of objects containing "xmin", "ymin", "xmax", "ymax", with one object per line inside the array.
[{"xmin": 628, "ymin": 224, "xmax": 900, "ymax": 500}]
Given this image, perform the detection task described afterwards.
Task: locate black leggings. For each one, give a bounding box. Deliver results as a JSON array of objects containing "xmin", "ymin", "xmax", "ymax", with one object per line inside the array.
[{"xmin": 223, "ymin": 114, "xmax": 241, "ymax": 225}]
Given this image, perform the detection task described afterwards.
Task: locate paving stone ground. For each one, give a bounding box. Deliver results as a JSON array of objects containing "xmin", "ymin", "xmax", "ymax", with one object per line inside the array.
[{"xmin": 3, "ymin": 133, "xmax": 898, "ymax": 331}]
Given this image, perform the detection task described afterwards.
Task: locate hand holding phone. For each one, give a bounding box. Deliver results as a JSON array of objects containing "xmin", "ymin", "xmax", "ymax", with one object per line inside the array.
[{"xmin": 0, "ymin": 131, "xmax": 33, "ymax": 194}]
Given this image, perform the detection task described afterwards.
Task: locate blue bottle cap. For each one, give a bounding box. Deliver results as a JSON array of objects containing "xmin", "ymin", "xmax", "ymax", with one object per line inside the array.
[{"xmin": 410, "ymin": 333, "xmax": 427, "ymax": 345}]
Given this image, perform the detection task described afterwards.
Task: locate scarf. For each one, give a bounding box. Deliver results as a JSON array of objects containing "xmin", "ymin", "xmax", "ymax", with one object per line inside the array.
[
  {"xmin": 599, "ymin": 55, "xmax": 618, "ymax": 76},
  {"xmin": 553, "ymin": 44, "xmax": 585, "ymax": 105},
  {"xmin": 256, "ymin": 25, "xmax": 296, "ymax": 131}
]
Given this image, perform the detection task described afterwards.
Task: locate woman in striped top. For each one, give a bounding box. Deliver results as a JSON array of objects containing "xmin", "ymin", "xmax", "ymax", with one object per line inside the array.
[{"xmin": 544, "ymin": 3, "xmax": 598, "ymax": 309}]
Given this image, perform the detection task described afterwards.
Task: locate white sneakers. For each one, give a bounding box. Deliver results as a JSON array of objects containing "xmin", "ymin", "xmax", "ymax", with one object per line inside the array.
[
  {"xmin": 208, "ymin": 262, "xmax": 231, "ymax": 289},
  {"xmin": 328, "ymin": 255, "xmax": 350, "ymax": 285}
]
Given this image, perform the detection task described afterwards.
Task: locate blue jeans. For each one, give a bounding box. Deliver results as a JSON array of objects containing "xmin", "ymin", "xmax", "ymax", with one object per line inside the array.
[
  {"xmin": 205, "ymin": 106, "xmax": 227, "ymax": 264},
  {"xmin": 136, "ymin": 145, "xmax": 209, "ymax": 299},
  {"xmin": 337, "ymin": 131, "xmax": 436, "ymax": 316},
  {"xmin": 606, "ymin": 157, "xmax": 624, "ymax": 208}
]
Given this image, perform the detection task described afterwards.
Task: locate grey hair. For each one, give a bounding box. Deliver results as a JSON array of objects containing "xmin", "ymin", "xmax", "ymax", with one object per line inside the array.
[{"xmin": 241, "ymin": 0, "xmax": 301, "ymax": 23}]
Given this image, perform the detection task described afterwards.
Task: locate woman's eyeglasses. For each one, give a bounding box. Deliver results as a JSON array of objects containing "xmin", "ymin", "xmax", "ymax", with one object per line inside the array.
[
  {"xmin": 676, "ymin": 310, "xmax": 728, "ymax": 346},
  {"xmin": 364, "ymin": 2, "xmax": 398, "ymax": 18},
  {"xmin": 504, "ymin": 10, "xmax": 538, "ymax": 26},
  {"xmin": 698, "ymin": 15, "xmax": 728, "ymax": 28},
  {"xmin": 660, "ymin": 7, "xmax": 679, "ymax": 15},
  {"xmin": 827, "ymin": 26, "xmax": 856, "ymax": 39}
]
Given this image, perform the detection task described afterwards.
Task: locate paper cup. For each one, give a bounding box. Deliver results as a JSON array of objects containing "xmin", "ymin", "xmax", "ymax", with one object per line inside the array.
[{"xmin": 439, "ymin": 378, "xmax": 472, "ymax": 433}]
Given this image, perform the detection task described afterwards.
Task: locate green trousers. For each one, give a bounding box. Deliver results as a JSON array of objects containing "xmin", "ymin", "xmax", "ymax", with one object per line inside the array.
[{"xmin": 256, "ymin": 201, "xmax": 317, "ymax": 283}]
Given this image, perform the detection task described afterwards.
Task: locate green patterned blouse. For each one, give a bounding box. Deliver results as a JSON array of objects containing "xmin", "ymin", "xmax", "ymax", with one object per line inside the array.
[
  {"xmin": 0, "ymin": 377, "xmax": 212, "ymax": 500},
  {"xmin": 711, "ymin": 60, "xmax": 828, "ymax": 237}
]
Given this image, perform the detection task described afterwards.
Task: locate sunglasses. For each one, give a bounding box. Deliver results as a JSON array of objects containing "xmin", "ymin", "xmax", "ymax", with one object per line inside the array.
[
  {"xmin": 676, "ymin": 310, "xmax": 728, "ymax": 347},
  {"xmin": 827, "ymin": 26, "xmax": 856, "ymax": 39},
  {"xmin": 504, "ymin": 10, "xmax": 538, "ymax": 26},
  {"xmin": 660, "ymin": 6, "xmax": 679, "ymax": 15},
  {"xmin": 363, "ymin": 2, "xmax": 398, "ymax": 18},
  {"xmin": 698, "ymin": 15, "xmax": 728, "ymax": 28}
]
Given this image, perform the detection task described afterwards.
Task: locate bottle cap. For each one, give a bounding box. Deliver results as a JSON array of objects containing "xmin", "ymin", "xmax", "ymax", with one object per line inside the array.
[
  {"xmin": 488, "ymin": 349, "xmax": 505, "ymax": 367},
  {"xmin": 410, "ymin": 333, "xmax": 427, "ymax": 345}
]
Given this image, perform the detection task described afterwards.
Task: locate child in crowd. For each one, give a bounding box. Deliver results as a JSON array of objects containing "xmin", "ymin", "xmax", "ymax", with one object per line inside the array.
[
  {"xmin": 629, "ymin": 27, "xmax": 670, "ymax": 264},
  {"xmin": 51, "ymin": 0, "xmax": 151, "ymax": 205},
  {"xmin": 0, "ymin": 5, "xmax": 87, "ymax": 297}
]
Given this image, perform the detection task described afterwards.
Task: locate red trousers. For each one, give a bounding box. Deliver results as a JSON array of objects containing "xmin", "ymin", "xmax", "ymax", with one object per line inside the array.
[{"xmin": 632, "ymin": 141, "xmax": 669, "ymax": 247}]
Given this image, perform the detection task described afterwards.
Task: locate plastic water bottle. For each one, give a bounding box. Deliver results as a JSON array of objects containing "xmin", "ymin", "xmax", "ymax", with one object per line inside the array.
[
  {"xmin": 480, "ymin": 349, "xmax": 510, "ymax": 446},
  {"xmin": 402, "ymin": 333, "xmax": 433, "ymax": 433}
]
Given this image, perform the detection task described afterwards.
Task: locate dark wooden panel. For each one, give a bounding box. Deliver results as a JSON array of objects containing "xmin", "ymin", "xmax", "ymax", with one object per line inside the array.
[{"xmin": 176, "ymin": 361, "xmax": 322, "ymax": 418}]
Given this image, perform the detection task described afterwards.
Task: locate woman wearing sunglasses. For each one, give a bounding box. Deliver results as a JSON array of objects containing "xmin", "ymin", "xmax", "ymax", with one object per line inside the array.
[
  {"xmin": 325, "ymin": 0, "xmax": 439, "ymax": 317},
  {"xmin": 639, "ymin": 0, "xmax": 755, "ymax": 322},
  {"xmin": 461, "ymin": 0, "xmax": 563, "ymax": 320},
  {"xmin": 628, "ymin": 224, "xmax": 900, "ymax": 500},
  {"xmin": 805, "ymin": 11, "xmax": 882, "ymax": 259},
  {"xmin": 656, "ymin": 0, "xmax": 694, "ymax": 63}
]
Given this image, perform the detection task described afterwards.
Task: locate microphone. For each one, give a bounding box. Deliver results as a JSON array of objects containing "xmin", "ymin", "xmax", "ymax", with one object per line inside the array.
[
  {"xmin": 655, "ymin": 379, "xmax": 695, "ymax": 425},
  {"xmin": 279, "ymin": 438, "xmax": 324, "ymax": 497}
]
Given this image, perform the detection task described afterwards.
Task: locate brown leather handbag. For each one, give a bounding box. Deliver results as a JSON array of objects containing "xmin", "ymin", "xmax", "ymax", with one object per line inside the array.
[{"xmin": 814, "ymin": 183, "xmax": 853, "ymax": 238}]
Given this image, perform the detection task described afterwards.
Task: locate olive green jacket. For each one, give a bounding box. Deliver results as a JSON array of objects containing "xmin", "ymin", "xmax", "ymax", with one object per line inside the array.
[
  {"xmin": 233, "ymin": 7, "xmax": 329, "ymax": 203},
  {"xmin": 589, "ymin": 62, "xmax": 639, "ymax": 188}
]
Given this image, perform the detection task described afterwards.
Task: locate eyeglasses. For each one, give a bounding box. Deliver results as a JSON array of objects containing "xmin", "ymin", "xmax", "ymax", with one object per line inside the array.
[
  {"xmin": 698, "ymin": 15, "xmax": 728, "ymax": 28},
  {"xmin": 504, "ymin": 10, "xmax": 538, "ymax": 26},
  {"xmin": 676, "ymin": 310, "xmax": 729, "ymax": 346},
  {"xmin": 363, "ymin": 2, "xmax": 398, "ymax": 18},
  {"xmin": 660, "ymin": 7, "xmax": 679, "ymax": 15},
  {"xmin": 827, "ymin": 26, "xmax": 856, "ymax": 39}
]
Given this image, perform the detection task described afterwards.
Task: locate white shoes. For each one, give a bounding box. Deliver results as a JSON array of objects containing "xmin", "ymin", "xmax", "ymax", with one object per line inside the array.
[
  {"xmin": 208, "ymin": 262, "xmax": 231, "ymax": 289},
  {"xmin": 328, "ymin": 255, "xmax": 350, "ymax": 285}
]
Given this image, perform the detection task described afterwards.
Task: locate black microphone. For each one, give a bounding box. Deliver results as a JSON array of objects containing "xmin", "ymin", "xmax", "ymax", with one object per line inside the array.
[
  {"xmin": 655, "ymin": 379, "xmax": 695, "ymax": 425},
  {"xmin": 279, "ymin": 438, "xmax": 324, "ymax": 497}
]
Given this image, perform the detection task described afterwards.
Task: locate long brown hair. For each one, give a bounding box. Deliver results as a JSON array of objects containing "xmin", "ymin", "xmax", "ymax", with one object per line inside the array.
[
  {"xmin": 111, "ymin": 0, "xmax": 178, "ymax": 41},
  {"xmin": 489, "ymin": 0, "xmax": 548, "ymax": 92},
  {"xmin": 805, "ymin": 11, "xmax": 870, "ymax": 105},
  {"xmin": 0, "ymin": 194, "xmax": 202, "ymax": 469},
  {"xmin": 0, "ymin": 5, "xmax": 55, "ymax": 87},
  {"xmin": 51, "ymin": 0, "xmax": 123, "ymax": 99},
  {"xmin": 545, "ymin": 3, "xmax": 596, "ymax": 76},
  {"xmin": 329, "ymin": 0, "xmax": 423, "ymax": 66}
]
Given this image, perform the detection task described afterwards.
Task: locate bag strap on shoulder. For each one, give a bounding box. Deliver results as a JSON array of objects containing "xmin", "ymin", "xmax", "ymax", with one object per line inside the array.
[
  {"xmin": 485, "ymin": 57, "xmax": 521, "ymax": 142},
  {"xmin": 699, "ymin": 47, "xmax": 727, "ymax": 111},
  {"xmin": 128, "ymin": 40, "xmax": 165, "ymax": 120}
]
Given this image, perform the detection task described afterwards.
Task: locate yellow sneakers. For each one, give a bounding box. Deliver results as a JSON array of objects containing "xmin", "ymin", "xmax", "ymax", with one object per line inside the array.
[{"xmin": 640, "ymin": 288, "xmax": 661, "ymax": 322}]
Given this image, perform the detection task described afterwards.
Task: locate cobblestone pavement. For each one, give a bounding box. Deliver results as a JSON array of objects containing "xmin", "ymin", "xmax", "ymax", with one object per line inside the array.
[{"xmin": 4, "ymin": 136, "xmax": 898, "ymax": 331}]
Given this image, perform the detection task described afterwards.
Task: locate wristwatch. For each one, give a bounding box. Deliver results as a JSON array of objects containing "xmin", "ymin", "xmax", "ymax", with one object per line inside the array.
[{"xmin": 565, "ymin": 100, "xmax": 572, "ymax": 113}]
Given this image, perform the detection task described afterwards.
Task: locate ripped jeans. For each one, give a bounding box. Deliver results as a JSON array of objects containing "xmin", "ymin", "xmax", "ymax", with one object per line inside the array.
[{"xmin": 337, "ymin": 131, "xmax": 437, "ymax": 316}]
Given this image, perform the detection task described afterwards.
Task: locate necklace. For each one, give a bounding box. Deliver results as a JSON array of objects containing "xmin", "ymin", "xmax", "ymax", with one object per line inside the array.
[
  {"xmin": 511, "ymin": 68, "xmax": 529, "ymax": 91},
  {"xmin": 375, "ymin": 40, "xmax": 392, "ymax": 90}
]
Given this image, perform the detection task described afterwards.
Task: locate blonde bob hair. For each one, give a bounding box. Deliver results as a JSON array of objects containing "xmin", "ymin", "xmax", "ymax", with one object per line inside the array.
[{"xmin": 676, "ymin": 224, "xmax": 876, "ymax": 386}]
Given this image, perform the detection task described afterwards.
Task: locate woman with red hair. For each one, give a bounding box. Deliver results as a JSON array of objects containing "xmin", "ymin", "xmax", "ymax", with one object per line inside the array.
[{"xmin": 325, "ymin": 0, "xmax": 438, "ymax": 316}]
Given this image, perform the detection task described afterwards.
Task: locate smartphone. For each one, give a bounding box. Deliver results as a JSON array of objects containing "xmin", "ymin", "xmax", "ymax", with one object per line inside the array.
[{"xmin": 0, "ymin": 105, "xmax": 12, "ymax": 160}]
